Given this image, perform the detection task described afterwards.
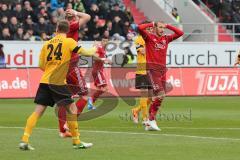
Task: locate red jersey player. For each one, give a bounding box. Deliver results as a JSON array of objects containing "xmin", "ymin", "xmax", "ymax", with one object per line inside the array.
[
  {"xmin": 58, "ymin": 9, "xmax": 91, "ymax": 138},
  {"xmin": 138, "ymin": 22, "xmax": 184, "ymax": 131},
  {"xmin": 87, "ymin": 38, "xmax": 112, "ymax": 110}
]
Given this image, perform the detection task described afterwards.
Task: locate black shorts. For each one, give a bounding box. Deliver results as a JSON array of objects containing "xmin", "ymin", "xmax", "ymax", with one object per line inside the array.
[
  {"xmin": 135, "ymin": 74, "xmax": 152, "ymax": 89},
  {"xmin": 34, "ymin": 83, "xmax": 74, "ymax": 107}
]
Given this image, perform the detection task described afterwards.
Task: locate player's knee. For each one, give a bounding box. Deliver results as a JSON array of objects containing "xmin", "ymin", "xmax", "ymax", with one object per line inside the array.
[{"xmin": 156, "ymin": 94, "xmax": 165, "ymax": 101}]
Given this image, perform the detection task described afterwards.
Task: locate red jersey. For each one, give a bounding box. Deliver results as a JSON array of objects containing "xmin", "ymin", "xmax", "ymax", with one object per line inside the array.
[
  {"xmin": 67, "ymin": 20, "xmax": 80, "ymax": 69},
  {"xmin": 67, "ymin": 19, "xmax": 80, "ymax": 41},
  {"xmin": 92, "ymin": 45, "xmax": 106, "ymax": 72},
  {"xmin": 138, "ymin": 23, "xmax": 183, "ymax": 70}
]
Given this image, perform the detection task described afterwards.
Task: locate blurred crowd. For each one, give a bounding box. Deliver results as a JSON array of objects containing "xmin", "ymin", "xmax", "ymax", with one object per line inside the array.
[
  {"xmin": 194, "ymin": 0, "xmax": 240, "ymax": 37},
  {"xmin": 0, "ymin": 0, "xmax": 134, "ymax": 41},
  {"xmin": 194, "ymin": 0, "xmax": 240, "ymax": 24}
]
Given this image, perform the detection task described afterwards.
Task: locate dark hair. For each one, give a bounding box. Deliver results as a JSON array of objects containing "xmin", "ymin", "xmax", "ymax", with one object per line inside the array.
[{"xmin": 56, "ymin": 20, "xmax": 69, "ymax": 33}]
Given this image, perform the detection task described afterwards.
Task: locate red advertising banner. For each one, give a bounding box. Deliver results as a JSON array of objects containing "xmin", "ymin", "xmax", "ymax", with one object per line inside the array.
[{"xmin": 0, "ymin": 68, "xmax": 239, "ymax": 98}]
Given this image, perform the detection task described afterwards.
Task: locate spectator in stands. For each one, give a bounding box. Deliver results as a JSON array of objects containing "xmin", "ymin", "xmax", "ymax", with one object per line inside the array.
[
  {"xmin": 84, "ymin": 0, "xmax": 98, "ymax": 9},
  {"xmin": 0, "ymin": 0, "xmax": 134, "ymax": 41},
  {"xmin": 36, "ymin": 17, "xmax": 49, "ymax": 36},
  {"xmin": 109, "ymin": 3, "xmax": 127, "ymax": 22},
  {"xmin": 73, "ymin": 0, "xmax": 86, "ymax": 13},
  {"xmin": 172, "ymin": 7, "xmax": 181, "ymax": 23},
  {"xmin": 23, "ymin": 15, "xmax": 37, "ymax": 34},
  {"xmin": 0, "ymin": 28, "xmax": 12, "ymax": 40},
  {"xmin": 88, "ymin": 3, "xmax": 104, "ymax": 19},
  {"xmin": 98, "ymin": 0, "xmax": 111, "ymax": 15},
  {"xmin": 0, "ymin": 44, "xmax": 6, "ymax": 68},
  {"xmin": 207, "ymin": 0, "xmax": 223, "ymax": 17},
  {"xmin": 102, "ymin": 30, "xmax": 110, "ymax": 39},
  {"xmin": 9, "ymin": 16, "xmax": 21, "ymax": 35},
  {"xmin": 123, "ymin": 21, "xmax": 130, "ymax": 37},
  {"xmin": 124, "ymin": 7, "xmax": 134, "ymax": 23},
  {"xmin": 52, "ymin": 7, "xmax": 65, "ymax": 20},
  {"xmin": 11, "ymin": 3, "xmax": 24, "ymax": 23},
  {"xmin": 22, "ymin": 1, "xmax": 35, "ymax": 22},
  {"xmin": 23, "ymin": 29, "xmax": 35, "ymax": 41},
  {"xmin": 50, "ymin": 0, "xmax": 65, "ymax": 11},
  {"xmin": 111, "ymin": 16, "xmax": 124, "ymax": 38},
  {"xmin": 0, "ymin": 3, "xmax": 10, "ymax": 18},
  {"xmin": 49, "ymin": 16, "xmax": 58, "ymax": 34},
  {"xmin": 40, "ymin": 32, "xmax": 50, "ymax": 41},
  {"xmin": 109, "ymin": 0, "xmax": 125, "ymax": 11},
  {"xmin": 0, "ymin": 16, "xmax": 9, "ymax": 29},
  {"xmin": 13, "ymin": 27, "xmax": 24, "ymax": 40},
  {"xmin": 37, "ymin": 7, "xmax": 50, "ymax": 21},
  {"xmin": 66, "ymin": 2, "xmax": 73, "ymax": 10}
]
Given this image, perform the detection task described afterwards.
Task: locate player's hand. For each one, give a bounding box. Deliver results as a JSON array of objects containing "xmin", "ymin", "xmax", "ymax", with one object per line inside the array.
[
  {"xmin": 161, "ymin": 23, "xmax": 166, "ymax": 28},
  {"xmin": 66, "ymin": 9, "xmax": 77, "ymax": 16}
]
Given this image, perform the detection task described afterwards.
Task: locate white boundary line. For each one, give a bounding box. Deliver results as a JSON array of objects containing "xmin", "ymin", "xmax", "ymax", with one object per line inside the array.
[{"xmin": 0, "ymin": 126, "xmax": 240, "ymax": 142}]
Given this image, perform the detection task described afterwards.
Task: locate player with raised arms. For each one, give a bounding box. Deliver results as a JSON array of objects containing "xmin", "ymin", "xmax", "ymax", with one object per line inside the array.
[
  {"xmin": 57, "ymin": 9, "xmax": 91, "ymax": 138},
  {"xmin": 138, "ymin": 21, "xmax": 184, "ymax": 131}
]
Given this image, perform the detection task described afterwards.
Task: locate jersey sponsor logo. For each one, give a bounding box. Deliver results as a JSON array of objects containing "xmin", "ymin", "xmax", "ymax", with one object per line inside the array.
[{"xmin": 154, "ymin": 40, "xmax": 167, "ymax": 50}]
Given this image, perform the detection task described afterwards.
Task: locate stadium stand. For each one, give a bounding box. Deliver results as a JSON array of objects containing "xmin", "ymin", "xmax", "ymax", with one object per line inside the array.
[
  {"xmin": 195, "ymin": 0, "xmax": 240, "ymax": 40},
  {"xmin": 0, "ymin": 0, "xmax": 134, "ymax": 41}
]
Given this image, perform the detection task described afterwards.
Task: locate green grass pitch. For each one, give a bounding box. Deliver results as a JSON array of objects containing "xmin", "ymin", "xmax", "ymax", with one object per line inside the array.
[{"xmin": 0, "ymin": 97, "xmax": 240, "ymax": 160}]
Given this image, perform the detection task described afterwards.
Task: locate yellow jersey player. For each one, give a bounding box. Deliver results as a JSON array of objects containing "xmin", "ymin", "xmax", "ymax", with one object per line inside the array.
[
  {"xmin": 131, "ymin": 34, "xmax": 151, "ymax": 125},
  {"xmin": 19, "ymin": 20, "xmax": 97, "ymax": 150}
]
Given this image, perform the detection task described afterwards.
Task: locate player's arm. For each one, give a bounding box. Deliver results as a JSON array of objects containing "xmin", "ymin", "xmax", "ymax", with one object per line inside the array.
[
  {"xmin": 66, "ymin": 9, "xmax": 91, "ymax": 27},
  {"xmin": 93, "ymin": 54, "xmax": 112, "ymax": 64},
  {"xmin": 138, "ymin": 22, "xmax": 154, "ymax": 40},
  {"xmin": 165, "ymin": 24, "xmax": 184, "ymax": 42},
  {"xmin": 68, "ymin": 38, "xmax": 96, "ymax": 57},
  {"xmin": 39, "ymin": 44, "xmax": 46, "ymax": 71}
]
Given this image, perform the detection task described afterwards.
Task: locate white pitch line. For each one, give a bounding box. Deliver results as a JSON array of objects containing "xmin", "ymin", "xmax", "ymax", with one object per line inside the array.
[
  {"xmin": 162, "ymin": 127, "xmax": 240, "ymax": 130},
  {"xmin": 0, "ymin": 126, "xmax": 240, "ymax": 142}
]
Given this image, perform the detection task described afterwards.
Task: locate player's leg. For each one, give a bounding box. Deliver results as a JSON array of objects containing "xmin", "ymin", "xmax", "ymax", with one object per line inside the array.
[
  {"xmin": 58, "ymin": 106, "xmax": 72, "ymax": 138},
  {"xmin": 72, "ymin": 68, "xmax": 89, "ymax": 114},
  {"xmin": 19, "ymin": 104, "xmax": 47, "ymax": 150},
  {"xmin": 132, "ymin": 91, "xmax": 144, "ymax": 124},
  {"xmin": 65, "ymin": 102, "xmax": 93, "ymax": 149},
  {"xmin": 145, "ymin": 71, "xmax": 166, "ymax": 131},
  {"xmin": 88, "ymin": 86, "xmax": 106, "ymax": 109},
  {"xmin": 88, "ymin": 70, "xmax": 107, "ymax": 110},
  {"xmin": 52, "ymin": 84, "xmax": 93, "ymax": 149},
  {"xmin": 19, "ymin": 83, "xmax": 54, "ymax": 150},
  {"xmin": 132, "ymin": 74, "xmax": 150, "ymax": 124},
  {"xmin": 139, "ymin": 89, "xmax": 149, "ymax": 123},
  {"xmin": 58, "ymin": 67, "xmax": 87, "ymax": 135}
]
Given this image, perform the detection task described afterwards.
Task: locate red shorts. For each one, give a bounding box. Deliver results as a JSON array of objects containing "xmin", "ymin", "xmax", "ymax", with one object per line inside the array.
[
  {"xmin": 92, "ymin": 70, "xmax": 107, "ymax": 87},
  {"xmin": 147, "ymin": 69, "xmax": 172, "ymax": 95},
  {"xmin": 66, "ymin": 67, "xmax": 88, "ymax": 96}
]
